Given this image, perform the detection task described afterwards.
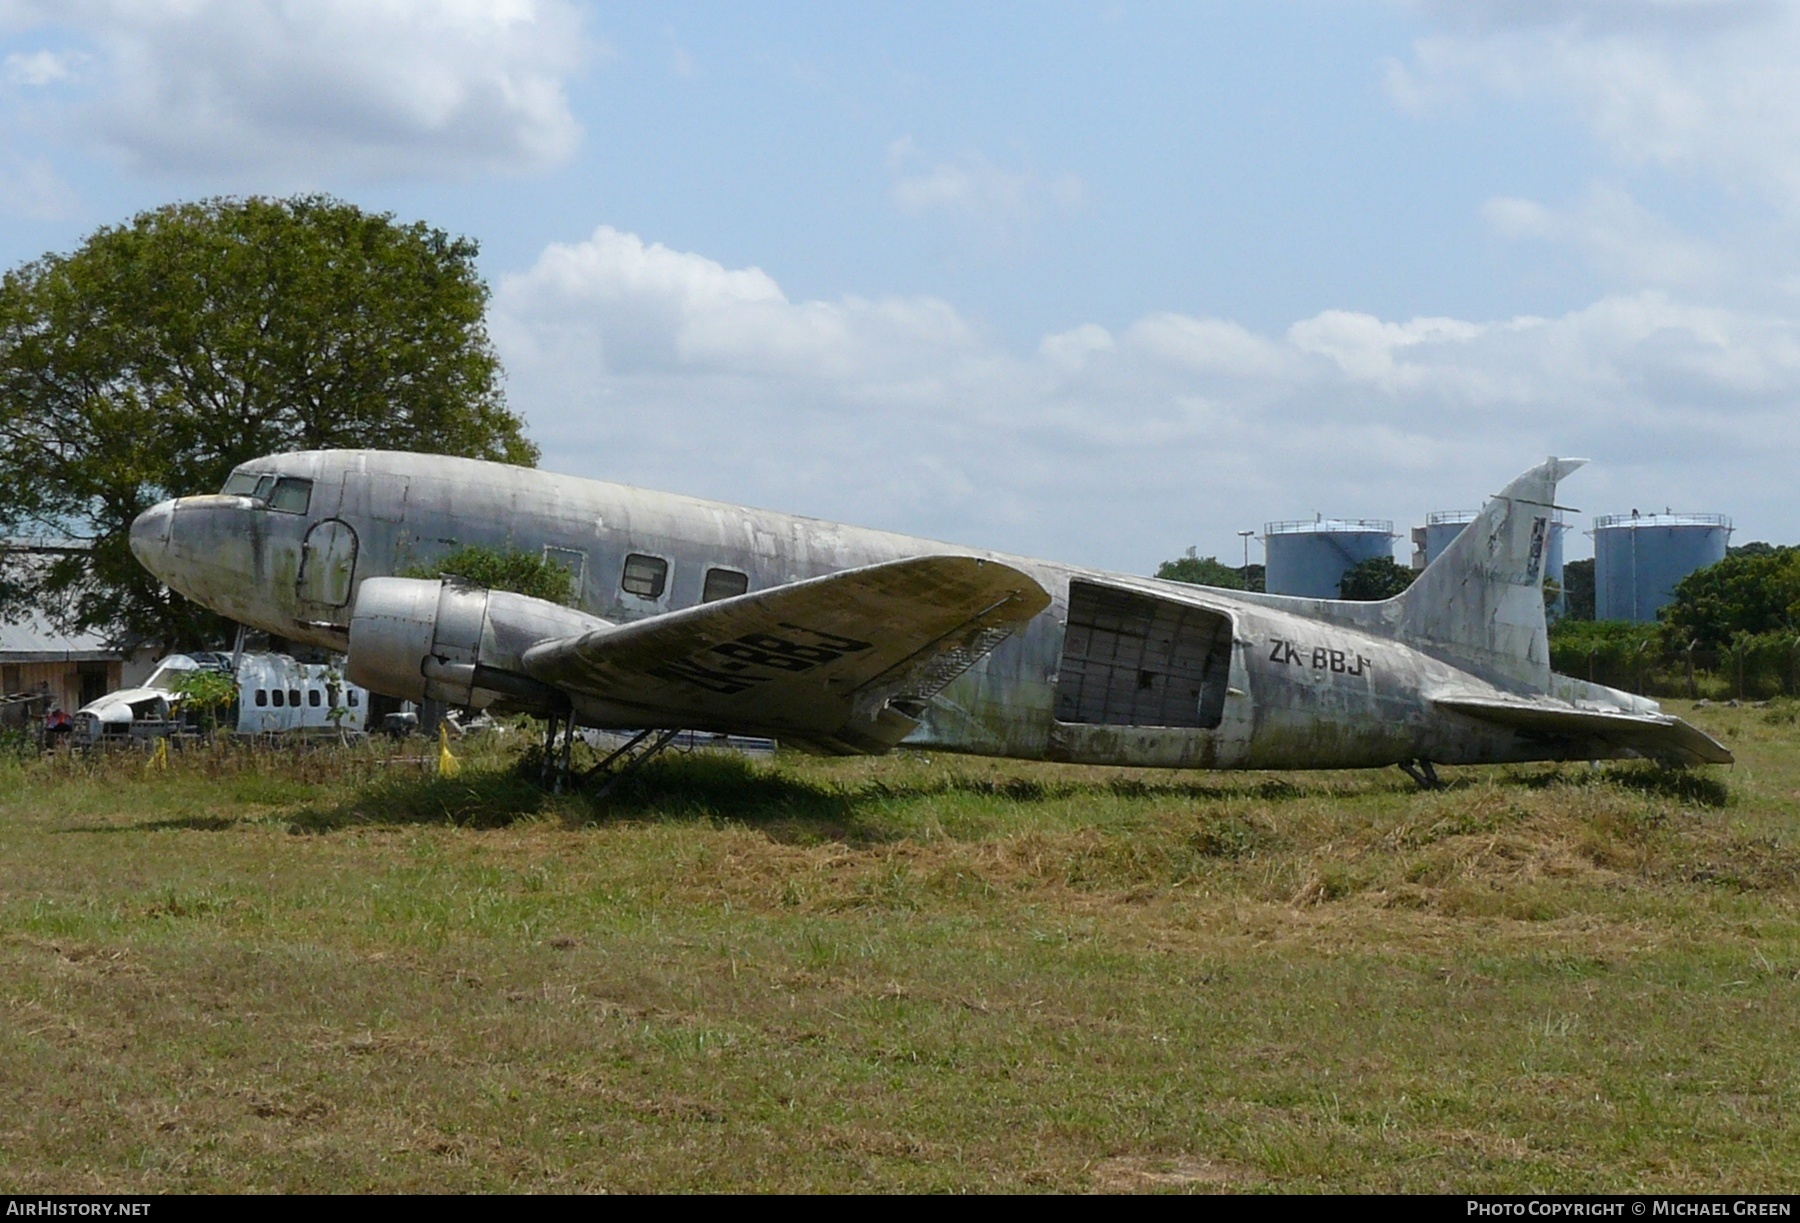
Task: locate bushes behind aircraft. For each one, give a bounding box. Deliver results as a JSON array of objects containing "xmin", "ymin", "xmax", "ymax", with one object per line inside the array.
[{"xmin": 1550, "ymin": 544, "xmax": 1800, "ymax": 698}]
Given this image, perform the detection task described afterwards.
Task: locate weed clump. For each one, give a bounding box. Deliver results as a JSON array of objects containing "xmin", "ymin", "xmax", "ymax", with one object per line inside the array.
[
  {"xmin": 1188, "ymin": 814, "xmax": 1268, "ymax": 859},
  {"xmin": 290, "ymin": 769, "xmax": 548, "ymax": 832}
]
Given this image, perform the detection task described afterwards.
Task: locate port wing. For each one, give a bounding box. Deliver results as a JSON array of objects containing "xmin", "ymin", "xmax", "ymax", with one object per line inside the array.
[{"xmin": 520, "ymin": 555, "xmax": 1050, "ymax": 754}]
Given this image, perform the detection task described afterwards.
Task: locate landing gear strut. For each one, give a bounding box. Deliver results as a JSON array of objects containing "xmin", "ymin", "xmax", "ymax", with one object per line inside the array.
[
  {"xmin": 538, "ymin": 710, "xmax": 576, "ymax": 792},
  {"xmin": 1398, "ymin": 758, "xmax": 1442, "ymax": 791},
  {"xmin": 581, "ymin": 728, "xmax": 683, "ymax": 798},
  {"xmin": 537, "ymin": 714, "xmax": 683, "ymax": 797}
]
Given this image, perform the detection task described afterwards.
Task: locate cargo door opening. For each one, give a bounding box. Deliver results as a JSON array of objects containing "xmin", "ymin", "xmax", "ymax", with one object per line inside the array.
[{"xmin": 1054, "ymin": 581, "xmax": 1232, "ymax": 729}]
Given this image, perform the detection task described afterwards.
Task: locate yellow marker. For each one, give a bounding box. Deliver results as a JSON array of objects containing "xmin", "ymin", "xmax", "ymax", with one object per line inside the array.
[
  {"xmin": 147, "ymin": 738, "xmax": 169, "ymax": 772},
  {"xmin": 437, "ymin": 723, "xmax": 461, "ymax": 777}
]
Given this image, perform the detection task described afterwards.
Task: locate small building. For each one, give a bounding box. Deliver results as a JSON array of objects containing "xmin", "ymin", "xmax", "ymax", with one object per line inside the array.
[
  {"xmin": 1, "ymin": 617, "xmax": 123, "ymax": 727},
  {"xmin": 1, "ymin": 537, "xmax": 161, "ymax": 727}
]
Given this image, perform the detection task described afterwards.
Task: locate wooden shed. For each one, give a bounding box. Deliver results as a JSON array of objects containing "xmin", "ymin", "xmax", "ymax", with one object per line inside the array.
[{"xmin": 0, "ymin": 618, "xmax": 122, "ymax": 727}]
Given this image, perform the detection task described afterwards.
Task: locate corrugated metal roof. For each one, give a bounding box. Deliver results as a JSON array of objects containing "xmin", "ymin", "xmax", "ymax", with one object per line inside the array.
[{"xmin": 0, "ymin": 615, "xmax": 119, "ymax": 662}]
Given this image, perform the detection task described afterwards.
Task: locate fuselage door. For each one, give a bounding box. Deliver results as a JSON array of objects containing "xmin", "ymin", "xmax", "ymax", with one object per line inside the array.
[
  {"xmin": 297, "ymin": 519, "xmax": 359, "ymax": 609},
  {"xmin": 1054, "ymin": 580, "xmax": 1233, "ymax": 729}
]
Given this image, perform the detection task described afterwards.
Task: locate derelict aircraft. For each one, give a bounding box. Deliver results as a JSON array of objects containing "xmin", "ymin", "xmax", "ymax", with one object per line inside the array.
[{"xmin": 127, "ymin": 451, "xmax": 1730, "ymax": 786}]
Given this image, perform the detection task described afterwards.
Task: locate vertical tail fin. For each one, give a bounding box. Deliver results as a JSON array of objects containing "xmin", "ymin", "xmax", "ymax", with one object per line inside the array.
[{"xmin": 1397, "ymin": 457, "xmax": 1585, "ymax": 692}]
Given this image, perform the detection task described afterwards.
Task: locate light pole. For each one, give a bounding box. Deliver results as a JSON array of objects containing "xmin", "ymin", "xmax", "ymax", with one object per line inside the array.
[{"xmin": 1238, "ymin": 529, "xmax": 1255, "ymax": 588}]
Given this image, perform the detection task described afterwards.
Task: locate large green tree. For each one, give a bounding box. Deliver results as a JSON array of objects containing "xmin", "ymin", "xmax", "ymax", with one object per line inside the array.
[
  {"xmin": 1658, "ymin": 546, "xmax": 1800, "ymax": 651},
  {"xmin": 1337, "ymin": 556, "xmax": 1416, "ymax": 601},
  {"xmin": 1560, "ymin": 557, "xmax": 1596, "ymax": 621},
  {"xmin": 0, "ymin": 196, "xmax": 537, "ymax": 648}
]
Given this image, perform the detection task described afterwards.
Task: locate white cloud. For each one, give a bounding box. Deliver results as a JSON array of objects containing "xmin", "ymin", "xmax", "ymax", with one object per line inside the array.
[
  {"xmin": 1121, "ymin": 314, "xmax": 1292, "ymax": 381},
  {"xmin": 1287, "ymin": 311, "xmax": 1486, "ymax": 390},
  {"xmin": 1391, "ymin": 2, "xmax": 1800, "ymax": 209},
  {"xmin": 495, "ymin": 225, "xmax": 980, "ymax": 382},
  {"xmin": 3, "ymin": 48, "xmax": 84, "ymax": 86},
  {"xmin": 493, "ymin": 227, "xmax": 1800, "ymax": 569},
  {"xmin": 886, "ymin": 137, "xmax": 1083, "ymax": 233},
  {"xmin": 3, "ymin": 0, "xmax": 586, "ymax": 178},
  {"xmin": 1481, "ymin": 183, "xmax": 1727, "ymax": 291},
  {"xmin": 1038, "ymin": 323, "xmax": 1114, "ymax": 372}
]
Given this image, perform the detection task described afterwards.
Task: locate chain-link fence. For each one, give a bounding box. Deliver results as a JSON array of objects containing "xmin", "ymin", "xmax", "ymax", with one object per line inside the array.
[{"xmin": 1551, "ymin": 629, "xmax": 1800, "ymax": 699}]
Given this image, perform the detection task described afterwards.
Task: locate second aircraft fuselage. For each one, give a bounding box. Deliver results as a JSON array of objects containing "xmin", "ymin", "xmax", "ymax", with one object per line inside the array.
[{"xmin": 129, "ymin": 449, "xmax": 1586, "ymax": 771}]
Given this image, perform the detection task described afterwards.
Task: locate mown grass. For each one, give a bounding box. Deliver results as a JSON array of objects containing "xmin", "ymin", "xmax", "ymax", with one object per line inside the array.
[{"xmin": 1, "ymin": 705, "xmax": 1798, "ymax": 1192}]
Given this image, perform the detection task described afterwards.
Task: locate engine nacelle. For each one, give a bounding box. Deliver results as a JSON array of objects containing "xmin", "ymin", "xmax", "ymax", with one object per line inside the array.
[{"xmin": 346, "ymin": 577, "xmax": 613, "ymax": 713}]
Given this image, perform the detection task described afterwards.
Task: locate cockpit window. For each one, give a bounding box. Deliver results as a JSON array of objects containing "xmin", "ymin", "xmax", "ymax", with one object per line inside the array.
[
  {"xmin": 268, "ymin": 478, "xmax": 313, "ymax": 514},
  {"xmin": 220, "ymin": 471, "xmax": 309, "ymax": 511}
]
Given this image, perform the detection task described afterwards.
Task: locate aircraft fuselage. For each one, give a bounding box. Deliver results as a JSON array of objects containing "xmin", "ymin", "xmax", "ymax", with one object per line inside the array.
[{"xmin": 128, "ymin": 449, "xmax": 1661, "ymax": 771}]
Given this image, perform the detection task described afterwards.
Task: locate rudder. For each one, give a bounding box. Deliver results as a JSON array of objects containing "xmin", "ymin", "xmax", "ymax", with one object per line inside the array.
[{"xmin": 1396, "ymin": 457, "xmax": 1585, "ymax": 692}]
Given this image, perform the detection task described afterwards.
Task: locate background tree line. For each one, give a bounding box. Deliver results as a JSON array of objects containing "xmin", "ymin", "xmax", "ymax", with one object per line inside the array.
[
  {"xmin": 1155, "ymin": 551, "xmax": 1412, "ymax": 600},
  {"xmin": 1547, "ymin": 543, "xmax": 1800, "ymax": 698}
]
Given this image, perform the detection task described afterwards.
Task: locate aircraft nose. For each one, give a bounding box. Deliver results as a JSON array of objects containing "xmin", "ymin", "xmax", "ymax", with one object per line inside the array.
[{"xmin": 129, "ymin": 499, "xmax": 176, "ymax": 574}]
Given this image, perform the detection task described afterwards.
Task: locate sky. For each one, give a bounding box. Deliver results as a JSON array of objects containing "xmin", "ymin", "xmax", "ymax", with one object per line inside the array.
[{"xmin": 3, "ymin": 0, "xmax": 1799, "ymax": 574}]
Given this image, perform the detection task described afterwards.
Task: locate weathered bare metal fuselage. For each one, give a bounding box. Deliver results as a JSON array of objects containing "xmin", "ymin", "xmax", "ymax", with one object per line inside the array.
[{"xmin": 129, "ymin": 449, "xmax": 1672, "ymax": 771}]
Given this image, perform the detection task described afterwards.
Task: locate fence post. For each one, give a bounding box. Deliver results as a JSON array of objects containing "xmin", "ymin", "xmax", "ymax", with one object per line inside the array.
[{"xmin": 1687, "ymin": 640, "xmax": 1698, "ymax": 700}]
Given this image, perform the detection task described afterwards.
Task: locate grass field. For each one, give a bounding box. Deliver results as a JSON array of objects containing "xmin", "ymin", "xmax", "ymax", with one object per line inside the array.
[{"xmin": 2, "ymin": 703, "xmax": 1797, "ymax": 1193}]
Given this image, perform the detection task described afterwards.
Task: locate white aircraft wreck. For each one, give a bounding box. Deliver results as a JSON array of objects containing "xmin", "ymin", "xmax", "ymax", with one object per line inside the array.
[
  {"xmin": 72, "ymin": 652, "xmax": 369, "ymax": 743},
  {"xmin": 127, "ymin": 452, "xmax": 1729, "ymax": 786}
]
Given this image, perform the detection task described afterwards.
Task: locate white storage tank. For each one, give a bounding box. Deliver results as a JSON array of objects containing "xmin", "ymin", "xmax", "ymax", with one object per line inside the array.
[
  {"xmin": 1592, "ymin": 512, "xmax": 1732, "ymax": 623},
  {"xmin": 1263, "ymin": 518, "xmax": 1396, "ymax": 598},
  {"xmin": 1422, "ymin": 510, "xmax": 1477, "ymax": 567},
  {"xmin": 1426, "ymin": 509, "xmax": 1570, "ymax": 611}
]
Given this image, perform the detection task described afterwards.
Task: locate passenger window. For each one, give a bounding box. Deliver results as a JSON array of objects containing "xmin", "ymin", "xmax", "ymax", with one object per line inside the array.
[
  {"xmin": 269, "ymin": 478, "xmax": 313, "ymax": 514},
  {"xmin": 270, "ymin": 690, "xmax": 283, "ymax": 707},
  {"xmin": 703, "ymin": 568, "xmax": 749, "ymax": 602},
  {"xmin": 347, "ymin": 690, "xmax": 359, "ymax": 707},
  {"xmin": 621, "ymin": 553, "xmax": 669, "ymax": 599},
  {"xmin": 222, "ymin": 472, "xmax": 262, "ymax": 496},
  {"xmin": 255, "ymin": 689, "xmax": 267, "ymax": 707},
  {"xmin": 308, "ymin": 689, "xmax": 321, "ymax": 707},
  {"xmin": 288, "ymin": 688, "xmax": 302, "ymax": 707}
]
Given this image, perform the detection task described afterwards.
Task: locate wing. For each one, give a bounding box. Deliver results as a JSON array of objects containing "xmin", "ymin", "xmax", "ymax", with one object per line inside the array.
[
  {"xmin": 1433, "ymin": 694, "xmax": 1732, "ymax": 766},
  {"xmin": 521, "ymin": 555, "xmax": 1051, "ymax": 754}
]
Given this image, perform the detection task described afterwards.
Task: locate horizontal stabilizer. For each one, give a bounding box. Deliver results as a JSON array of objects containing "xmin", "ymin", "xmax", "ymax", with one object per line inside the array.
[
  {"xmin": 1434, "ymin": 694, "xmax": 1732, "ymax": 766},
  {"xmin": 522, "ymin": 555, "xmax": 1050, "ymax": 753}
]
